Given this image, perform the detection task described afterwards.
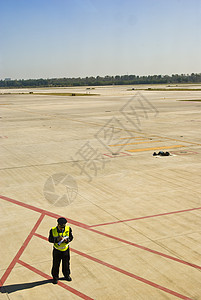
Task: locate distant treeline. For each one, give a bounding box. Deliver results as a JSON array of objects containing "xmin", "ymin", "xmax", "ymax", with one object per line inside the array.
[{"xmin": 1, "ymin": 73, "xmax": 201, "ymax": 88}]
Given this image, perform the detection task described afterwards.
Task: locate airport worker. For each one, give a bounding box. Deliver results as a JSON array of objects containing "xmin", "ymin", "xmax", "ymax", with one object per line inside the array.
[{"xmin": 48, "ymin": 217, "xmax": 73, "ymax": 284}]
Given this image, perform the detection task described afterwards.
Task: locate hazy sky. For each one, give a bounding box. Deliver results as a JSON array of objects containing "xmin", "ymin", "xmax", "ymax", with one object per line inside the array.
[{"xmin": 1, "ymin": 0, "xmax": 201, "ymax": 79}]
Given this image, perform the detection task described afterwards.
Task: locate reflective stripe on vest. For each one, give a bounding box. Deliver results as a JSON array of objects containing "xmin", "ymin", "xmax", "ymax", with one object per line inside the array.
[{"xmin": 52, "ymin": 226, "xmax": 70, "ymax": 251}]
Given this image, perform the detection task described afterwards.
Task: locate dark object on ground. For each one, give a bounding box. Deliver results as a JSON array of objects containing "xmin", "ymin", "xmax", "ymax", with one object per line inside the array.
[
  {"xmin": 153, "ymin": 151, "xmax": 170, "ymax": 156},
  {"xmin": 52, "ymin": 278, "xmax": 58, "ymax": 284},
  {"xmin": 64, "ymin": 276, "xmax": 72, "ymax": 281}
]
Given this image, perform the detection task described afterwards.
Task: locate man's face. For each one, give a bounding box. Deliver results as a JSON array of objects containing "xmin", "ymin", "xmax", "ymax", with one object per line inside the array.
[{"xmin": 58, "ymin": 223, "xmax": 66, "ymax": 230}]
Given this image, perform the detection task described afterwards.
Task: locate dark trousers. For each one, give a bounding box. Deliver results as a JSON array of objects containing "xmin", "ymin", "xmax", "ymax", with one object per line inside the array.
[{"xmin": 51, "ymin": 247, "xmax": 70, "ymax": 279}]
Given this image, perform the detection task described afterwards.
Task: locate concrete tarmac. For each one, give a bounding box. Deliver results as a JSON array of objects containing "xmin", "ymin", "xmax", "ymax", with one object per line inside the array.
[{"xmin": 0, "ymin": 85, "xmax": 201, "ymax": 299}]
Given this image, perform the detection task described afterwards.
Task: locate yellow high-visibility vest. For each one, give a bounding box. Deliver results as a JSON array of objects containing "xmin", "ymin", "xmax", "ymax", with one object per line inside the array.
[{"xmin": 52, "ymin": 226, "xmax": 70, "ymax": 251}]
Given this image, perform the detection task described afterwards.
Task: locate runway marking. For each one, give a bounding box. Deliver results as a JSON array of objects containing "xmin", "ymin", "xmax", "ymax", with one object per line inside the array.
[
  {"xmin": 0, "ymin": 213, "xmax": 45, "ymax": 287},
  {"xmin": 0, "ymin": 194, "xmax": 89, "ymax": 229},
  {"xmin": 18, "ymin": 260, "xmax": 93, "ymax": 300},
  {"xmin": 70, "ymin": 249, "xmax": 192, "ymax": 300},
  {"xmin": 1, "ymin": 195, "xmax": 201, "ymax": 271},
  {"xmin": 103, "ymin": 152, "xmax": 132, "ymax": 158},
  {"xmin": 34, "ymin": 233, "xmax": 192, "ymax": 300},
  {"xmin": 127, "ymin": 145, "xmax": 186, "ymax": 152},
  {"xmin": 0, "ymin": 194, "xmax": 200, "ymax": 300},
  {"xmin": 109, "ymin": 140, "xmax": 162, "ymax": 147},
  {"xmin": 89, "ymin": 206, "xmax": 201, "ymax": 227},
  {"xmin": 0, "ymin": 210, "xmax": 93, "ymax": 299},
  {"xmin": 1, "ymin": 194, "xmax": 201, "ymax": 272},
  {"xmin": 88, "ymin": 226, "xmax": 201, "ymax": 271}
]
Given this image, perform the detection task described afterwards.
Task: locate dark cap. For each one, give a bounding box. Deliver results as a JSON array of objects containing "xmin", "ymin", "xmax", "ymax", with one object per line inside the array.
[{"xmin": 57, "ymin": 217, "xmax": 67, "ymax": 225}]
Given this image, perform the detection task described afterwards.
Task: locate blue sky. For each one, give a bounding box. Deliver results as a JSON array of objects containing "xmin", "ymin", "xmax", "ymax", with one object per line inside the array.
[{"xmin": 1, "ymin": 0, "xmax": 201, "ymax": 79}]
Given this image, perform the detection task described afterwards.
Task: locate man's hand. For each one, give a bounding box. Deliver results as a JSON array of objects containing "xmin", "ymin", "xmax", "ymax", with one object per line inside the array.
[
  {"xmin": 57, "ymin": 236, "xmax": 63, "ymax": 242},
  {"xmin": 64, "ymin": 237, "xmax": 70, "ymax": 243}
]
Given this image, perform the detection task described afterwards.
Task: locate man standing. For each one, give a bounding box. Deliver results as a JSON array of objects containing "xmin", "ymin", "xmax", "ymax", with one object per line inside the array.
[{"xmin": 48, "ymin": 217, "xmax": 73, "ymax": 284}]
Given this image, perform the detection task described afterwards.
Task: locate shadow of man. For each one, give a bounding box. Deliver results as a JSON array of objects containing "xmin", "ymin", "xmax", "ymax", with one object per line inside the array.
[{"xmin": 0, "ymin": 279, "xmax": 52, "ymax": 294}]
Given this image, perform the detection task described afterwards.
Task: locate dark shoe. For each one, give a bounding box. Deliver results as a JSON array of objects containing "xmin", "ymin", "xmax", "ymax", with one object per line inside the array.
[
  {"xmin": 64, "ymin": 276, "xmax": 72, "ymax": 281},
  {"xmin": 52, "ymin": 278, "xmax": 58, "ymax": 284}
]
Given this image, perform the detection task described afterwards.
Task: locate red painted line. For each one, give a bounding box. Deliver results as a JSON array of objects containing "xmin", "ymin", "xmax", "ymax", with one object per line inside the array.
[
  {"xmin": 35, "ymin": 231, "xmax": 201, "ymax": 272},
  {"xmin": 89, "ymin": 206, "xmax": 201, "ymax": 227},
  {"xmin": 0, "ymin": 213, "xmax": 45, "ymax": 287},
  {"xmin": 34, "ymin": 232, "xmax": 48, "ymax": 241},
  {"xmin": 88, "ymin": 227, "xmax": 201, "ymax": 271},
  {"xmin": 103, "ymin": 152, "xmax": 132, "ymax": 158},
  {"xmin": 34, "ymin": 233, "xmax": 192, "ymax": 299},
  {"xmin": 34, "ymin": 224, "xmax": 201, "ymax": 275},
  {"xmin": 2, "ymin": 196, "xmax": 201, "ymax": 275},
  {"xmin": 70, "ymin": 248, "xmax": 192, "ymax": 300},
  {"xmin": 103, "ymin": 153, "xmax": 113, "ymax": 158},
  {"xmin": 18, "ymin": 260, "xmax": 93, "ymax": 300},
  {"xmin": 0, "ymin": 195, "xmax": 89, "ymax": 229},
  {"xmin": 0, "ymin": 195, "xmax": 44, "ymax": 214}
]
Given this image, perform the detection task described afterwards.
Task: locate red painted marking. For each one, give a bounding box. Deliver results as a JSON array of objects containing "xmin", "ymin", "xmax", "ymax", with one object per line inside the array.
[
  {"xmin": 34, "ymin": 232, "xmax": 47, "ymax": 241},
  {"xmin": 1, "ymin": 193, "xmax": 201, "ymax": 300},
  {"xmin": 33, "ymin": 215, "xmax": 201, "ymax": 272},
  {"xmin": 89, "ymin": 206, "xmax": 201, "ymax": 227},
  {"xmin": 88, "ymin": 227, "xmax": 201, "ymax": 271},
  {"xmin": 0, "ymin": 195, "xmax": 89, "ymax": 229},
  {"xmin": 70, "ymin": 248, "xmax": 192, "ymax": 300},
  {"xmin": 0, "ymin": 213, "xmax": 45, "ymax": 287},
  {"xmin": 18, "ymin": 260, "xmax": 93, "ymax": 300},
  {"xmin": 34, "ymin": 231, "xmax": 201, "ymax": 271},
  {"xmin": 34, "ymin": 233, "xmax": 192, "ymax": 300},
  {"xmin": 35, "ymin": 231, "xmax": 201, "ymax": 272},
  {"xmin": 103, "ymin": 152, "xmax": 132, "ymax": 158},
  {"xmin": 103, "ymin": 153, "xmax": 113, "ymax": 158}
]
